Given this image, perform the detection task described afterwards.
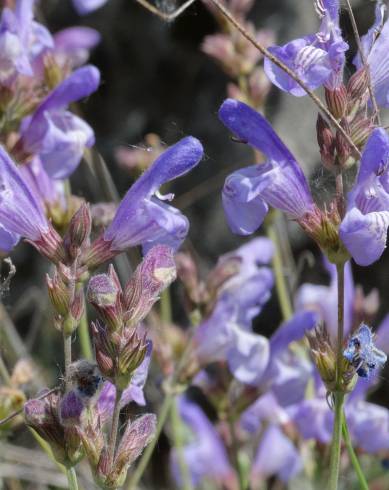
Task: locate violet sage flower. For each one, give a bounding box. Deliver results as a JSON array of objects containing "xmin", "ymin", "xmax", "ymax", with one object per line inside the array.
[
  {"xmin": 53, "ymin": 26, "xmax": 101, "ymax": 68},
  {"xmin": 219, "ymin": 98, "xmax": 315, "ymax": 236},
  {"xmin": 339, "ymin": 128, "xmax": 389, "ymax": 266},
  {"xmin": 72, "ymin": 0, "xmax": 109, "ymax": 15},
  {"xmin": 85, "ymin": 136, "xmax": 203, "ymax": 267},
  {"xmin": 0, "ymin": 145, "xmax": 64, "ymax": 262},
  {"xmin": 0, "ymin": 224, "xmax": 19, "ymax": 254},
  {"xmin": 20, "ymin": 64, "xmax": 100, "ymax": 179},
  {"xmin": 264, "ymin": 0, "xmax": 348, "ymax": 95}
]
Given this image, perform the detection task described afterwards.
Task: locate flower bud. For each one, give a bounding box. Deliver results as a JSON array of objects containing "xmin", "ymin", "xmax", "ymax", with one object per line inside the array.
[
  {"xmin": 66, "ymin": 203, "xmax": 92, "ymax": 259},
  {"xmin": 335, "ymin": 120, "xmax": 352, "ymax": 167},
  {"xmin": 316, "ymin": 114, "xmax": 335, "ymax": 170},
  {"xmin": 63, "ymin": 289, "xmax": 85, "ymax": 335},
  {"xmin": 124, "ymin": 245, "xmax": 176, "ymax": 326},
  {"xmin": 46, "ymin": 269, "xmax": 70, "ymax": 316},
  {"xmin": 59, "ymin": 390, "xmax": 85, "ymax": 427},
  {"xmin": 325, "ymin": 85, "xmax": 347, "ymax": 119},
  {"xmin": 349, "ymin": 116, "xmax": 373, "ymax": 148},
  {"xmin": 116, "ymin": 330, "xmax": 148, "ymax": 390},
  {"xmin": 347, "ymin": 68, "xmax": 369, "ymax": 101},
  {"xmin": 87, "ymin": 267, "xmax": 122, "ymax": 331},
  {"xmin": 91, "ymin": 322, "xmax": 117, "ymax": 379}
]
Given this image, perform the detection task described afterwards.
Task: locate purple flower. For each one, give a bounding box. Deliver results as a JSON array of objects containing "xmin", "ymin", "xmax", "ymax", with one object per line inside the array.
[
  {"xmin": 251, "ymin": 425, "xmax": 302, "ymax": 483},
  {"xmin": 53, "ymin": 27, "xmax": 101, "ymax": 68},
  {"xmin": 264, "ymin": 0, "xmax": 348, "ymax": 95},
  {"xmin": 0, "ymin": 225, "xmax": 19, "ymax": 254},
  {"xmin": 354, "ymin": 3, "xmax": 389, "ymax": 108},
  {"xmin": 0, "ymin": 145, "xmax": 49, "ymax": 241},
  {"xmin": 219, "ymin": 99, "xmax": 314, "ymax": 235},
  {"xmin": 295, "ymin": 258, "xmax": 354, "ymax": 340},
  {"xmin": 339, "ymin": 128, "xmax": 389, "ymax": 266},
  {"xmin": 240, "ymin": 392, "xmax": 289, "ymax": 434},
  {"xmin": 291, "ymin": 396, "xmax": 333, "ymax": 444},
  {"xmin": 0, "ymin": 0, "xmax": 53, "ymax": 83},
  {"xmin": 194, "ymin": 238, "xmax": 274, "ymax": 385},
  {"xmin": 72, "ymin": 0, "xmax": 109, "ymax": 15},
  {"xmin": 20, "ymin": 65, "xmax": 100, "ymax": 179},
  {"xmin": 171, "ymin": 397, "xmax": 235, "ymax": 487},
  {"xmin": 86, "ymin": 137, "xmax": 203, "ymax": 264}
]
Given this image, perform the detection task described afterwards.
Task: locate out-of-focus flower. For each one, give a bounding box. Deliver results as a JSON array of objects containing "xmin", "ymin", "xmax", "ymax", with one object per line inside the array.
[
  {"xmin": 295, "ymin": 258, "xmax": 354, "ymax": 340},
  {"xmin": 251, "ymin": 424, "xmax": 302, "ymax": 484},
  {"xmin": 264, "ymin": 0, "xmax": 348, "ymax": 95},
  {"xmin": 339, "ymin": 128, "xmax": 389, "ymax": 266},
  {"xmin": 20, "ymin": 64, "xmax": 100, "ymax": 179},
  {"xmin": 72, "ymin": 0, "xmax": 109, "ymax": 15},
  {"xmin": 171, "ymin": 397, "xmax": 236, "ymax": 488},
  {"xmin": 0, "ymin": 0, "xmax": 53, "ymax": 83},
  {"xmin": 84, "ymin": 137, "xmax": 203, "ymax": 268},
  {"xmin": 115, "ymin": 133, "xmax": 164, "ymax": 175},
  {"xmin": 53, "ymin": 26, "xmax": 101, "ymax": 69}
]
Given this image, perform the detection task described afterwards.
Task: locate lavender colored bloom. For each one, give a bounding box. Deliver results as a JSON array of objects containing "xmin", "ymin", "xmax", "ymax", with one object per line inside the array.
[
  {"xmin": 339, "ymin": 128, "xmax": 389, "ymax": 266},
  {"xmin": 53, "ymin": 27, "xmax": 101, "ymax": 68},
  {"xmin": 219, "ymin": 99, "xmax": 314, "ymax": 235},
  {"xmin": 343, "ymin": 324, "xmax": 387, "ymax": 378},
  {"xmin": 101, "ymin": 136, "xmax": 203, "ymax": 254},
  {"xmin": 264, "ymin": 0, "xmax": 348, "ymax": 95},
  {"xmin": 291, "ymin": 396, "xmax": 333, "ymax": 444},
  {"xmin": 194, "ymin": 240, "xmax": 274, "ymax": 385},
  {"xmin": 0, "ymin": 225, "xmax": 19, "ymax": 253},
  {"xmin": 0, "ymin": 145, "xmax": 49, "ymax": 241},
  {"xmin": 354, "ymin": 3, "xmax": 389, "ymax": 108},
  {"xmin": 171, "ymin": 397, "xmax": 235, "ymax": 487},
  {"xmin": 0, "ymin": 0, "xmax": 53, "ymax": 83},
  {"xmin": 345, "ymin": 400, "xmax": 389, "ymax": 453},
  {"xmin": 251, "ymin": 425, "xmax": 302, "ymax": 483},
  {"xmin": 21, "ymin": 65, "xmax": 100, "ymax": 179},
  {"xmin": 295, "ymin": 259, "xmax": 354, "ymax": 340},
  {"xmin": 72, "ymin": 0, "xmax": 109, "ymax": 15},
  {"xmin": 240, "ymin": 392, "xmax": 289, "ymax": 434}
]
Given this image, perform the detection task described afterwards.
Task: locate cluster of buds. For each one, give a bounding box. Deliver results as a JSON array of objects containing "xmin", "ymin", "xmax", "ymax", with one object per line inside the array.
[
  {"xmin": 87, "ymin": 244, "xmax": 176, "ymax": 389},
  {"xmin": 307, "ymin": 326, "xmax": 356, "ymax": 394},
  {"xmin": 317, "ymin": 68, "xmax": 374, "ymax": 170},
  {"xmin": 202, "ymin": 0, "xmax": 273, "ymax": 110},
  {"xmin": 298, "ymin": 203, "xmax": 350, "ymax": 265}
]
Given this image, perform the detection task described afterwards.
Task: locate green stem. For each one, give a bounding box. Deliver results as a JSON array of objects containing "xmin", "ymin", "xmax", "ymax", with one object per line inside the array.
[
  {"xmin": 63, "ymin": 332, "xmax": 72, "ymax": 391},
  {"xmin": 160, "ymin": 288, "xmax": 172, "ymax": 324},
  {"xmin": 66, "ymin": 467, "xmax": 79, "ymax": 490},
  {"xmin": 228, "ymin": 414, "xmax": 246, "ymax": 490},
  {"xmin": 170, "ymin": 398, "xmax": 193, "ymax": 490},
  {"xmin": 328, "ymin": 391, "xmax": 345, "ymax": 490},
  {"xmin": 127, "ymin": 393, "xmax": 174, "ymax": 490},
  {"xmin": 107, "ymin": 388, "xmax": 123, "ymax": 468},
  {"xmin": 328, "ymin": 262, "xmax": 346, "ymax": 490},
  {"xmin": 265, "ymin": 221, "xmax": 293, "ymax": 321},
  {"xmin": 342, "ymin": 413, "xmax": 369, "ymax": 490},
  {"xmin": 78, "ymin": 291, "xmax": 93, "ymax": 360}
]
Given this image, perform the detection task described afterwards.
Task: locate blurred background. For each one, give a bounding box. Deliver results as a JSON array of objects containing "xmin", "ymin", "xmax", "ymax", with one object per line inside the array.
[{"xmin": 2, "ymin": 0, "xmax": 389, "ymax": 488}]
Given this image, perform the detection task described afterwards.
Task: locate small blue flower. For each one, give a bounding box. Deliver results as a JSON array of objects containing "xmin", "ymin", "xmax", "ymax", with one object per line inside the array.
[{"xmin": 343, "ymin": 324, "xmax": 387, "ymax": 378}]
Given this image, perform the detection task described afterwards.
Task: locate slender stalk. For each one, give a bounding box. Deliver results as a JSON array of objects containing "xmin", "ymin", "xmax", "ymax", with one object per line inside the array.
[
  {"xmin": 344, "ymin": 0, "xmax": 381, "ymax": 125},
  {"xmin": 228, "ymin": 414, "xmax": 246, "ymax": 490},
  {"xmin": 63, "ymin": 332, "xmax": 72, "ymax": 391},
  {"xmin": 342, "ymin": 413, "xmax": 369, "ymax": 490},
  {"xmin": 160, "ymin": 288, "xmax": 172, "ymax": 324},
  {"xmin": 78, "ymin": 292, "xmax": 93, "ymax": 360},
  {"xmin": 107, "ymin": 387, "xmax": 123, "ymax": 468},
  {"xmin": 127, "ymin": 393, "xmax": 174, "ymax": 490},
  {"xmin": 265, "ymin": 221, "xmax": 293, "ymax": 321},
  {"xmin": 170, "ymin": 398, "xmax": 193, "ymax": 490},
  {"xmin": 328, "ymin": 262, "xmax": 345, "ymax": 490},
  {"xmin": 66, "ymin": 467, "xmax": 79, "ymax": 490}
]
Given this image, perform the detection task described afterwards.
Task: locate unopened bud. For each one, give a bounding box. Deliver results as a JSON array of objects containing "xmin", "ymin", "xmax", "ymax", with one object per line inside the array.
[
  {"xmin": 335, "ymin": 119, "xmax": 352, "ymax": 167},
  {"xmin": 316, "ymin": 114, "xmax": 335, "ymax": 170},
  {"xmin": 59, "ymin": 390, "xmax": 85, "ymax": 427},
  {"xmin": 347, "ymin": 68, "xmax": 369, "ymax": 101},
  {"xmin": 349, "ymin": 116, "xmax": 373, "ymax": 148},
  {"xmin": 116, "ymin": 330, "xmax": 148, "ymax": 389},
  {"xmin": 63, "ymin": 289, "xmax": 85, "ymax": 335},
  {"xmin": 325, "ymin": 85, "xmax": 348, "ymax": 119},
  {"xmin": 66, "ymin": 203, "xmax": 92, "ymax": 259},
  {"xmin": 46, "ymin": 269, "xmax": 69, "ymax": 316}
]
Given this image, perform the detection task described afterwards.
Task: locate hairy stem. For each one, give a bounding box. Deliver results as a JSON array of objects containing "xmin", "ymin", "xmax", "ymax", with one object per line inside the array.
[
  {"xmin": 342, "ymin": 413, "xmax": 369, "ymax": 490},
  {"xmin": 107, "ymin": 387, "xmax": 123, "ymax": 468},
  {"xmin": 66, "ymin": 467, "xmax": 79, "ymax": 490}
]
